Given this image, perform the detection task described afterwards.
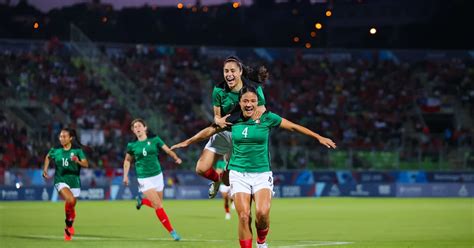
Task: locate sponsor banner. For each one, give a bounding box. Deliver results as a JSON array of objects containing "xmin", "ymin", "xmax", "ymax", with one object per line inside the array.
[
  {"xmin": 336, "ymin": 171, "xmax": 356, "ymax": 185},
  {"xmin": 6, "ymin": 169, "xmax": 474, "ymax": 187},
  {"xmin": 77, "ymin": 187, "xmax": 109, "ymax": 200},
  {"xmin": 315, "ymin": 183, "xmax": 395, "ymax": 197},
  {"xmin": 273, "ymin": 172, "xmax": 295, "ymax": 185},
  {"xmin": 2, "ymin": 183, "xmax": 473, "ymax": 200},
  {"xmin": 313, "ymin": 171, "xmax": 338, "ymax": 183},
  {"xmin": 353, "ymin": 172, "xmax": 396, "ymax": 183},
  {"xmin": 425, "ymin": 172, "xmax": 474, "ymax": 183},
  {"xmin": 172, "ymin": 171, "xmax": 209, "ymax": 186},
  {"xmin": 175, "ymin": 186, "xmax": 208, "ymax": 199},
  {"xmin": 273, "ymin": 185, "xmax": 314, "ymax": 198},
  {"xmin": 396, "ymin": 183, "xmax": 474, "ymax": 197},
  {"xmin": 344, "ymin": 183, "xmax": 395, "ymax": 197},
  {"xmin": 293, "ymin": 170, "xmax": 315, "ymax": 185},
  {"xmin": 0, "ymin": 187, "xmax": 55, "ymax": 201},
  {"xmin": 110, "ymin": 185, "xmax": 139, "ymax": 200},
  {"xmin": 396, "ymin": 171, "xmax": 428, "ymax": 183}
]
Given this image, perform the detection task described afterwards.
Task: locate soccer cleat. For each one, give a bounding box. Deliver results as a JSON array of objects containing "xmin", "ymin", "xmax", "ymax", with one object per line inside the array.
[
  {"xmin": 136, "ymin": 195, "xmax": 143, "ymax": 210},
  {"xmin": 256, "ymin": 242, "xmax": 268, "ymax": 248},
  {"xmin": 208, "ymin": 181, "xmax": 221, "ymax": 199},
  {"xmin": 170, "ymin": 230, "xmax": 181, "ymax": 241},
  {"xmin": 225, "ymin": 213, "xmax": 231, "ymax": 220},
  {"xmin": 65, "ymin": 219, "xmax": 74, "ymax": 235},
  {"xmin": 64, "ymin": 228, "xmax": 72, "ymax": 241},
  {"xmin": 67, "ymin": 226, "xmax": 75, "ymax": 236}
]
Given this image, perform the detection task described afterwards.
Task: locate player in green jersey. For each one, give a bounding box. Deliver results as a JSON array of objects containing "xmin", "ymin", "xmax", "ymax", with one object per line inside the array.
[
  {"xmin": 42, "ymin": 128, "xmax": 89, "ymax": 241},
  {"xmin": 192, "ymin": 56, "xmax": 269, "ymax": 198},
  {"xmin": 172, "ymin": 86, "xmax": 336, "ymax": 248},
  {"xmin": 122, "ymin": 118, "xmax": 182, "ymax": 241}
]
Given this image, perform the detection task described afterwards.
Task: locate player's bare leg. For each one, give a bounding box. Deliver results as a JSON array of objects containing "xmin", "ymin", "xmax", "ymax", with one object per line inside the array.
[
  {"xmin": 142, "ymin": 189, "xmax": 181, "ymax": 241},
  {"xmin": 254, "ymin": 189, "xmax": 272, "ymax": 248},
  {"xmin": 234, "ymin": 192, "xmax": 253, "ymax": 248},
  {"xmin": 59, "ymin": 188, "xmax": 76, "ymax": 241}
]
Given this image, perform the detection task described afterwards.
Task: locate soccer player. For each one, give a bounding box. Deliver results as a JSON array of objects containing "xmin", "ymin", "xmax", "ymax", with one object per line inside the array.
[
  {"xmin": 216, "ymin": 159, "xmax": 233, "ymax": 220},
  {"xmin": 122, "ymin": 118, "xmax": 182, "ymax": 241},
  {"xmin": 42, "ymin": 128, "xmax": 89, "ymax": 241},
  {"xmin": 195, "ymin": 56, "xmax": 268, "ymax": 198},
  {"xmin": 172, "ymin": 86, "xmax": 336, "ymax": 248}
]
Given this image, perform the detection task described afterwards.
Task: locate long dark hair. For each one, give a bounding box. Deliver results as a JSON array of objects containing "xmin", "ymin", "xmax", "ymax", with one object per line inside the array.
[
  {"xmin": 224, "ymin": 56, "xmax": 269, "ymax": 84},
  {"xmin": 61, "ymin": 127, "xmax": 92, "ymax": 152}
]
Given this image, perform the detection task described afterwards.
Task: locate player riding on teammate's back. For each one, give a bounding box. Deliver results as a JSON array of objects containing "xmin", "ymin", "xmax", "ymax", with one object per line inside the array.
[{"xmin": 189, "ymin": 56, "xmax": 268, "ymax": 198}]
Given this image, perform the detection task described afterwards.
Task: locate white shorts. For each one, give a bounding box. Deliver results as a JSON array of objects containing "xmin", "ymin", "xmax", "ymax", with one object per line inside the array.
[
  {"xmin": 229, "ymin": 170, "xmax": 273, "ymax": 197},
  {"xmin": 204, "ymin": 131, "xmax": 232, "ymax": 157},
  {"xmin": 137, "ymin": 173, "xmax": 164, "ymax": 193},
  {"xmin": 219, "ymin": 184, "xmax": 231, "ymax": 194},
  {"xmin": 55, "ymin": 183, "xmax": 81, "ymax": 197}
]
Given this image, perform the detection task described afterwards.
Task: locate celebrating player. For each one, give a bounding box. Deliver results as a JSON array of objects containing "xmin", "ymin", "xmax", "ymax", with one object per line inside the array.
[
  {"xmin": 172, "ymin": 86, "xmax": 336, "ymax": 247},
  {"xmin": 194, "ymin": 56, "xmax": 268, "ymax": 198},
  {"xmin": 122, "ymin": 118, "xmax": 182, "ymax": 241}
]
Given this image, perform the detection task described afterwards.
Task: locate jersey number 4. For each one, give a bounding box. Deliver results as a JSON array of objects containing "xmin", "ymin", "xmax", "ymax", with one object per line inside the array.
[{"xmin": 242, "ymin": 127, "xmax": 249, "ymax": 138}]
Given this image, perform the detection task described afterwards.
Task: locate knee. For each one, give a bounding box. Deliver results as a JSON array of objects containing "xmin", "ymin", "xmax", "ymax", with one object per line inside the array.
[
  {"xmin": 196, "ymin": 159, "xmax": 213, "ymax": 175},
  {"xmin": 66, "ymin": 197, "xmax": 76, "ymax": 206},
  {"xmin": 238, "ymin": 210, "xmax": 251, "ymax": 225},
  {"xmin": 195, "ymin": 165, "xmax": 205, "ymax": 175},
  {"xmin": 256, "ymin": 208, "xmax": 270, "ymax": 223},
  {"xmin": 151, "ymin": 200, "xmax": 162, "ymax": 209}
]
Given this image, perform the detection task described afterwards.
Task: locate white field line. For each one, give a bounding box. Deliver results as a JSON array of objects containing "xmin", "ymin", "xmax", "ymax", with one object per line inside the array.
[
  {"xmin": 275, "ymin": 241, "xmax": 353, "ymax": 247},
  {"xmin": 21, "ymin": 235, "xmax": 353, "ymax": 246}
]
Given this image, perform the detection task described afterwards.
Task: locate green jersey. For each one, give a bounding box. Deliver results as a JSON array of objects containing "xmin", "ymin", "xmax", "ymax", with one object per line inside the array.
[
  {"xmin": 228, "ymin": 112, "xmax": 282, "ymax": 173},
  {"xmin": 215, "ymin": 160, "xmax": 227, "ymax": 170},
  {"xmin": 212, "ymin": 81, "xmax": 266, "ymax": 116},
  {"xmin": 48, "ymin": 147, "xmax": 86, "ymax": 188},
  {"xmin": 126, "ymin": 136, "xmax": 165, "ymax": 178}
]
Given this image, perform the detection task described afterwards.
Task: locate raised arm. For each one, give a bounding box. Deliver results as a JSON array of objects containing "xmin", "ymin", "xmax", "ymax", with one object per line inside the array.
[
  {"xmin": 170, "ymin": 125, "xmax": 223, "ymax": 150},
  {"xmin": 122, "ymin": 153, "xmax": 133, "ymax": 186},
  {"xmin": 280, "ymin": 118, "xmax": 337, "ymax": 149},
  {"xmin": 161, "ymin": 145, "xmax": 182, "ymax": 165}
]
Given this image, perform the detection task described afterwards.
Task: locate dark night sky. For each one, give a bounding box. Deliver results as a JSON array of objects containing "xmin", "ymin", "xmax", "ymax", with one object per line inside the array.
[{"xmin": 10, "ymin": 0, "xmax": 255, "ymax": 12}]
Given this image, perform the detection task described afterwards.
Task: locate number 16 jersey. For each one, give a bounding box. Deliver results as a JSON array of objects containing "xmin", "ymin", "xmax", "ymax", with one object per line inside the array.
[{"xmin": 48, "ymin": 147, "xmax": 86, "ymax": 188}]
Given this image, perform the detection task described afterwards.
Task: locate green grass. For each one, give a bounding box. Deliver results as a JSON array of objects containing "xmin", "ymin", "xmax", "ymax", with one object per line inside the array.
[{"xmin": 0, "ymin": 198, "xmax": 472, "ymax": 248}]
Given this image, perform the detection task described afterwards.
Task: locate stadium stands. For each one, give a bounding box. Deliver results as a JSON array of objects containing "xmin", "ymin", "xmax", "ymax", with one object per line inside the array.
[{"xmin": 1, "ymin": 39, "xmax": 473, "ymax": 170}]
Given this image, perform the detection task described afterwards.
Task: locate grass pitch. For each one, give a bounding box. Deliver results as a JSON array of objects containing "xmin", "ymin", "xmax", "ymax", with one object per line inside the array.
[{"xmin": 0, "ymin": 198, "xmax": 472, "ymax": 248}]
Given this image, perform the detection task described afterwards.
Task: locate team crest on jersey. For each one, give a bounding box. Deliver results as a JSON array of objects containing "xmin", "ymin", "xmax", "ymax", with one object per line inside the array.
[
  {"xmin": 255, "ymin": 119, "xmax": 260, "ymax": 124},
  {"xmin": 147, "ymin": 141, "xmax": 151, "ymax": 145}
]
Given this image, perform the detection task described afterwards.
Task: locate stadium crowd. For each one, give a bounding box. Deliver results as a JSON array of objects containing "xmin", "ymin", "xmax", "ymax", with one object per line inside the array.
[{"xmin": 1, "ymin": 41, "xmax": 473, "ymax": 170}]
